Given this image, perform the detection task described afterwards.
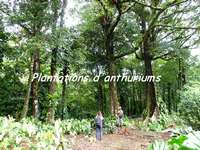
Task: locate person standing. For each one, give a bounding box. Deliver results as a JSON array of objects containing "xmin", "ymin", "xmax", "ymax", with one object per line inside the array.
[
  {"xmin": 116, "ymin": 106, "xmax": 124, "ymax": 127},
  {"xmin": 95, "ymin": 111, "xmax": 104, "ymax": 141}
]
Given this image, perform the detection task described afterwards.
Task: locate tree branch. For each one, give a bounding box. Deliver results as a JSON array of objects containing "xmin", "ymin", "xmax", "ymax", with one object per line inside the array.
[
  {"xmin": 154, "ymin": 24, "xmax": 200, "ymax": 30},
  {"xmin": 121, "ymin": 3, "xmax": 136, "ymax": 14},
  {"xmin": 114, "ymin": 46, "xmax": 139, "ymax": 60},
  {"xmin": 153, "ymin": 51, "xmax": 175, "ymax": 60},
  {"xmin": 110, "ymin": 2, "xmax": 122, "ymax": 34},
  {"xmin": 135, "ymin": 51, "xmax": 143, "ymax": 60},
  {"xmin": 123, "ymin": 0, "xmax": 163, "ymax": 11}
]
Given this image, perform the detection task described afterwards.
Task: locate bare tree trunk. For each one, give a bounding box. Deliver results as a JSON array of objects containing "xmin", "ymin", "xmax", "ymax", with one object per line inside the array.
[
  {"xmin": 97, "ymin": 77, "xmax": 104, "ymax": 113},
  {"xmin": 31, "ymin": 49, "xmax": 40, "ymax": 118},
  {"xmin": 167, "ymin": 83, "xmax": 171, "ymax": 114},
  {"xmin": 60, "ymin": 0, "xmax": 68, "ymax": 120},
  {"xmin": 60, "ymin": 0, "xmax": 67, "ymax": 27},
  {"xmin": 108, "ymin": 61, "xmax": 119, "ymax": 114},
  {"xmin": 61, "ymin": 64, "xmax": 68, "ymax": 120},
  {"xmin": 103, "ymin": 81, "xmax": 107, "ymax": 113},
  {"xmin": 21, "ymin": 56, "xmax": 33, "ymax": 119},
  {"xmin": 162, "ymin": 84, "xmax": 166, "ymax": 103},
  {"xmin": 47, "ymin": 48, "xmax": 57, "ymax": 123}
]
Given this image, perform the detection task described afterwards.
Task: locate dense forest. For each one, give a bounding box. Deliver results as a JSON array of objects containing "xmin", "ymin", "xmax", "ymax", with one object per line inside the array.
[{"xmin": 0, "ymin": 0, "xmax": 200, "ymax": 149}]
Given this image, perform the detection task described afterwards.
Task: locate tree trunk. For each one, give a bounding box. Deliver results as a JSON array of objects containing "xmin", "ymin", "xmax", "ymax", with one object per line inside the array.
[
  {"xmin": 97, "ymin": 78, "xmax": 104, "ymax": 113},
  {"xmin": 162, "ymin": 84, "xmax": 166, "ymax": 103},
  {"xmin": 21, "ymin": 56, "xmax": 33, "ymax": 119},
  {"xmin": 145, "ymin": 62, "xmax": 157, "ymax": 118},
  {"xmin": 47, "ymin": 48, "xmax": 57, "ymax": 123},
  {"xmin": 59, "ymin": 0, "xmax": 68, "ymax": 120},
  {"xmin": 103, "ymin": 81, "xmax": 107, "ymax": 114},
  {"xmin": 105, "ymin": 33, "xmax": 120, "ymax": 115},
  {"xmin": 139, "ymin": 84, "xmax": 144, "ymax": 112},
  {"xmin": 119, "ymin": 94, "xmax": 125, "ymax": 114},
  {"xmin": 108, "ymin": 61, "xmax": 119, "ymax": 114},
  {"xmin": 143, "ymin": 40, "xmax": 157, "ymax": 118},
  {"xmin": 47, "ymin": 0, "xmax": 67, "ymax": 123},
  {"xmin": 31, "ymin": 49, "xmax": 40, "ymax": 118},
  {"xmin": 171, "ymin": 89, "xmax": 175, "ymax": 112},
  {"xmin": 61, "ymin": 64, "xmax": 68, "ymax": 120},
  {"xmin": 132, "ymin": 83, "xmax": 138, "ymax": 115},
  {"xmin": 167, "ymin": 83, "xmax": 171, "ymax": 114}
]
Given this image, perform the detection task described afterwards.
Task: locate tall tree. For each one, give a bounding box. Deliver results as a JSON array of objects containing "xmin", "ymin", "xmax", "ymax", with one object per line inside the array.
[
  {"xmin": 2, "ymin": 0, "xmax": 59, "ymax": 118},
  {"xmin": 47, "ymin": 0, "xmax": 68, "ymax": 123},
  {"xmin": 131, "ymin": 0, "xmax": 199, "ymax": 119},
  {"xmin": 60, "ymin": 0, "xmax": 68, "ymax": 120},
  {"xmin": 92, "ymin": 0, "xmax": 137, "ymax": 114}
]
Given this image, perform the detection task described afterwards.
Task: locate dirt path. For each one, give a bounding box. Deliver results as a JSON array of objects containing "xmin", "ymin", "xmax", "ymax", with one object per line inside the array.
[{"xmin": 69, "ymin": 128, "xmax": 170, "ymax": 150}]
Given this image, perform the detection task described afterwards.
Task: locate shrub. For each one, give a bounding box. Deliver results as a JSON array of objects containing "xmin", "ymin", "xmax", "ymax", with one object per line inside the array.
[
  {"xmin": 61, "ymin": 119, "xmax": 92, "ymax": 135},
  {"xmin": 178, "ymin": 84, "xmax": 200, "ymax": 129},
  {"xmin": 0, "ymin": 117, "xmax": 69, "ymax": 150},
  {"xmin": 148, "ymin": 129, "xmax": 200, "ymax": 150},
  {"xmin": 146, "ymin": 113, "xmax": 184, "ymax": 132},
  {"xmin": 0, "ymin": 115, "xmax": 133, "ymax": 150},
  {"xmin": 103, "ymin": 117, "xmax": 117, "ymax": 134},
  {"xmin": 103, "ymin": 116, "xmax": 132, "ymax": 134}
]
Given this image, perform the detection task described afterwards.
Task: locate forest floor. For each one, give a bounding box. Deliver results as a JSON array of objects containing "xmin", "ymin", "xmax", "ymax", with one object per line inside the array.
[{"xmin": 69, "ymin": 128, "xmax": 170, "ymax": 150}]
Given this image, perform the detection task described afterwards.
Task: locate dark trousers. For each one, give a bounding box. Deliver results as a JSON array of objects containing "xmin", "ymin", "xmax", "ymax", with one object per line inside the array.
[{"xmin": 96, "ymin": 126, "xmax": 102, "ymax": 140}]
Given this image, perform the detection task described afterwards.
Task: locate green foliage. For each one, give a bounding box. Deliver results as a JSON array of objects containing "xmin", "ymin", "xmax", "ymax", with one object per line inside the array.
[
  {"xmin": 61, "ymin": 119, "xmax": 92, "ymax": 135},
  {"xmin": 0, "ymin": 23, "xmax": 9, "ymax": 63},
  {"xmin": 168, "ymin": 135, "xmax": 189, "ymax": 149},
  {"xmin": 9, "ymin": 0, "xmax": 53, "ymax": 33},
  {"xmin": 147, "ymin": 114, "xmax": 184, "ymax": 132},
  {"xmin": 178, "ymin": 84, "xmax": 200, "ymax": 129},
  {"xmin": 66, "ymin": 82, "xmax": 97, "ymax": 119},
  {"xmin": 62, "ymin": 116, "xmax": 132, "ymax": 135},
  {"xmin": 0, "ymin": 117, "xmax": 69, "ymax": 150},
  {"xmin": 0, "ymin": 65, "xmax": 25, "ymax": 117},
  {"xmin": 0, "ymin": 0, "xmax": 200, "ymax": 143},
  {"xmin": 148, "ymin": 131, "xmax": 200, "ymax": 150},
  {"xmin": 147, "ymin": 141, "xmax": 168, "ymax": 150},
  {"xmin": 147, "ymin": 121, "xmax": 165, "ymax": 132},
  {"xmin": 0, "ymin": 116, "xmax": 133, "ymax": 149},
  {"xmin": 103, "ymin": 117, "xmax": 118, "ymax": 134},
  {"xmin": 103, "ymin": 116, "xmax": 132, "ymax": 134}
]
